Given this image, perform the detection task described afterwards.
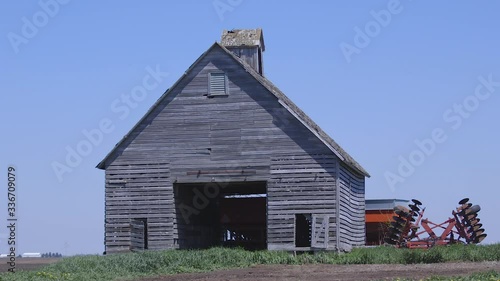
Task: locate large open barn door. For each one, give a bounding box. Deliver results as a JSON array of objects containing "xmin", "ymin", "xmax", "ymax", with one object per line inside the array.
[
  {"xmin": 311, "ymin": 215, "xmax": 329, "ymax": 249},
  {"xmin": 174, "ymin": 181, "xmax": 267, "ymax": 250}
]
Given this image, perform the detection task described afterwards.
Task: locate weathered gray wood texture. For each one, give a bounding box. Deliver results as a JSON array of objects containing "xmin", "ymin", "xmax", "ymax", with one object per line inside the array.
[
  {"xmin": 130, "ymin": 219, "xmax": 146, "ymax": 251},
  {"xmin": 103, "ymin": 45, "xmax": 366, "ymax": 253},
  {"xmin": 105, "ymin": 162, "xmax": 172, "ymax": 253},
  {"xmin": 268, "ymin": 154, "xmax": 338, "ymax": 251},
  {"xmin": 338, "ymin": 163, "xmax": 366, "ymax": 250},
  {"xmin": 226, "ymin": 46, "xmax": 262, "ymax": 74}
]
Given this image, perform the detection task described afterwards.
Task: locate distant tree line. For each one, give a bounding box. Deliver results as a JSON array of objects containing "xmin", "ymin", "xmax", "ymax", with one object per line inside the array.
[{"xmin": 42, "ymin": 252, "xmax": 63, "ymax": 258}]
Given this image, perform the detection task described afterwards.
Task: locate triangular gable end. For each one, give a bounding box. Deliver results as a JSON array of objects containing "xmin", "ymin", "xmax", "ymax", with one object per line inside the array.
[
  {"xmin": 96, "ymin": 42, "xmax": 222, "ymax": 169},
  {"xmin": 97, "ymin": 43, "xmax": 369, "ymax": 177}
]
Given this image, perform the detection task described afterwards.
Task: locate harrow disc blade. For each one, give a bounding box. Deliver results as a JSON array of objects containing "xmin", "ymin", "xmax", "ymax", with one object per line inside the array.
[
  {"xmin": 470, "ymin": 218, "xmax": 481, "ymax": 225},
  {"xmin": 411, "ymin": 199, "xmax": 423, "ymax": 206},
  {"xmin": 458, "ymin": 204, "xmax": 473, "ymax": 215},
  {"xmin": 458, "ymin": 198, "xmax": 469, "ymax": 205},
  {"xmin": 387, "ymin": 233, "xmax": 400, "ymax": 242},
  {"xmin": 474, "ymin": 233, "xmax": 487, "ymax": 243},
  {"xmin": 473, "ymin": 229, "xmax": 485, "ymax": 237},
  {"xmin": 465, "ymin": 219, "xmax": 479, "ymax": 227},
  {"xmin": 466, "ymin": 205, "xmax": 481, "ymax": 215},
  {"xmin": 465, "ymin": 213, "xmax": 477, "ymax": 221},
  {"xmin": 395, "ymin": 209, "xmax": 410, "ymax": 217},
  {"xmin": 461, "ymin": 203, "xmax": 472, "ymax": 209},
  {"xmin": 384, "ymin": 237, "xmax": 397, "ymax": 245},
  {"xmin": 389, "ymin": 226, "xmax": 403, "ymax": 234},
  {"xmin": 393, "ymin": 216, "xmax": 406, "ymax": 224},
  {"xmin": 409, "ymin": 205, "xmax": 420, "ymax": 212},
  {"xmin": 466, "ymin": 221, "xmax": 480, "ymax": 228},
  {"xmin": 467, "ymin": 224, "xmax": 483, "ymax": 233},
  {"xmin": 390, "ymin": 222, "xmax": 404, "ymax": 229}
]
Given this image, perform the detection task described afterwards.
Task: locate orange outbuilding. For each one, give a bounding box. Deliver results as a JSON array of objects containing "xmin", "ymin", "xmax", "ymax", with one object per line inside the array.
[{"xmin": 365, "ymin": 199, "xmax": 409, "ymax": 245}]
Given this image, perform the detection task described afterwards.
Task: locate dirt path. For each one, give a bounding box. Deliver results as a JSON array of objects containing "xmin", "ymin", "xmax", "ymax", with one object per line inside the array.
[{"xmin": 138, "ymin": 262, "xmax": 500, "ymax": 281}]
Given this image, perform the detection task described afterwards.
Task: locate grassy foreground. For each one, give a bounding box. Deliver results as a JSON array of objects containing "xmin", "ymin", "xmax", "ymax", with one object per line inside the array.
[{"xmin": 1, "ymin": 244, "xmax": 499, "ymax": 281}]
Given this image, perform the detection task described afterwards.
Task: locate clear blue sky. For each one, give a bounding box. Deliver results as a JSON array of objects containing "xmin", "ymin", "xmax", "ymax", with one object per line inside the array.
[{"xmin": 1, "ymin": 1, "xmax": 499, "ymax": 255}]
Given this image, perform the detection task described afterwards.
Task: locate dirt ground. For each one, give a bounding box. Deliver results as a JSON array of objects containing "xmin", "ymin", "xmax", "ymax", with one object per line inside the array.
[
  {"xmin": 138, "ymin": 262, "xmax": 500, "ymax": 281},
  {"xmin": 1, "ymin": 258, "xmax": 499, "ymax": 280},
  {"xmin": 0, "ymin": 258, "xmax": 61, "ymax": 272}
]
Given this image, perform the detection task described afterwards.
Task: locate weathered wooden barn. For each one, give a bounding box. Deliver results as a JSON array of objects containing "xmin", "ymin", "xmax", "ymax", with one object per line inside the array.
[{"xmin": 97, "ymin": 29, "xmax": 370, "ymax": 253}]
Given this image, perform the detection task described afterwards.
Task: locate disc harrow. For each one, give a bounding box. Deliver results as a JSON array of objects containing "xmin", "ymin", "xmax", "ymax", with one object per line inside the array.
[{"xmin": 384, "ymin": 198, "xmax": 486, "ymax": 249}]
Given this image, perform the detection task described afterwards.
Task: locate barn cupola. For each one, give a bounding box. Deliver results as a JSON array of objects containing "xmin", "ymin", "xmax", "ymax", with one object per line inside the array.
[{"xmin": 221, "ymin": 28, "xmax": 265, "ymax": 75}]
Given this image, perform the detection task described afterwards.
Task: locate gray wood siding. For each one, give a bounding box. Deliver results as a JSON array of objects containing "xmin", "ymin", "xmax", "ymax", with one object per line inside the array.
[
  {"xmin": 338, "ymin": 163, "xmax": 366, "ymax": 250},
  {"xmin": 103, "ymin": 46, "xmax": 366, "ymax": 252},
  {"xmin": 226, "ymin": 47, "xmax": 261, "ymax": 74},
  {"xmin": 105, "ymin": 161, "xmax": 173, "ymax": 253},
  {"xmin": 268, "ymin": 154, "xmax": 337, "ymax": 251},
  {"xmin": 106, "ymin": 48, "xmax": 331, "ymax": 167}
]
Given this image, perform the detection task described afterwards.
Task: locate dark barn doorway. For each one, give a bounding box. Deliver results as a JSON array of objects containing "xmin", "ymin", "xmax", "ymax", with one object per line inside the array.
[
  {"xmin": 295, "ymin": 214, "xmax": 312, "ymax": 247},
  {"xmin": 174, "ymin": 181, "xmax": 267, "ymax": 250},
  {"xmin": 130, "ymin": 218, "xmax": 148, "ymax": 251}
]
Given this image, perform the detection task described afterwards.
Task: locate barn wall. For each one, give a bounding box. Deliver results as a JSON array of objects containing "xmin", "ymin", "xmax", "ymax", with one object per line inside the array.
[
  {"xmin": 337, "ymin": 163, "xmax": 366, "ymax": 250},
  {"xmin": 105, "ymin": 161, "xmax": 173, "ymax": 253},
  {"xmin": 268, "ymin": 153, "xmax": 338, "ymax": 251},
  {"xmin": 103, "ymin": 46, "xmax": 364, "ymax": 252}
]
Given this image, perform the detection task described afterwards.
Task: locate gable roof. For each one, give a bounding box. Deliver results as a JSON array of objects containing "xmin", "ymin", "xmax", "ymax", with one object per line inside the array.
[{"xmin": 97, "ymin": 42, "xmax": 370, "ymax": 177}]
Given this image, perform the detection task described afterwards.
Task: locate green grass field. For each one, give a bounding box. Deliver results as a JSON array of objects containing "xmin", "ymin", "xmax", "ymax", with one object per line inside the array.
[{"xmin": 1, "ymin": 244, "xmax": 499, "ymax": 281}]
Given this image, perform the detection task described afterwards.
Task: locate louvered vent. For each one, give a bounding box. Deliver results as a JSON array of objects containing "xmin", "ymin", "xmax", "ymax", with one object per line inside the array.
[{"xmin": 209, "ymin": 72, "xmax": 227, "ymax": 96}]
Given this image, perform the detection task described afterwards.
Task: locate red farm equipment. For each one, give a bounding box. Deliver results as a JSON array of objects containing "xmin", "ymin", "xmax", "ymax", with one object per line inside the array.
[{"xmin": 384, "ymin": 198, "xmax": 487, "ymax": 249}]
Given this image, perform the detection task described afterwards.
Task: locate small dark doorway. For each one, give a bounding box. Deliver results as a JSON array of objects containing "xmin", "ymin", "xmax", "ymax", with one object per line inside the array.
[
  {"xmin": 174, "ymin": 181, "xmax": 267, "ymax": 250},
  {"xmin": 130, "ymin": 218, "xmax": 148, "ymax": 251},
  {"xmin": 295, "ymin": 214, "xmax": 312, "ymax": 247}
]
